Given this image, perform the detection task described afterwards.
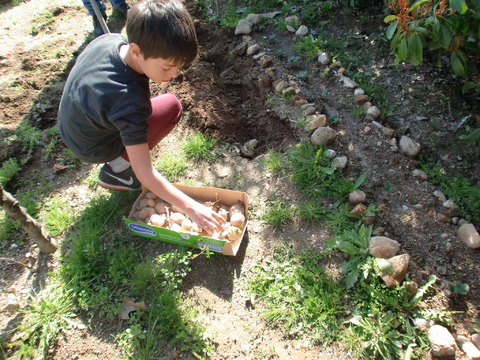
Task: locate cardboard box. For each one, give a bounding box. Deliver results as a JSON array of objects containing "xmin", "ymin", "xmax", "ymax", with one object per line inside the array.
[{"xmin": 124, "ymin": 184, "xmax": 249, "ymax": 256}]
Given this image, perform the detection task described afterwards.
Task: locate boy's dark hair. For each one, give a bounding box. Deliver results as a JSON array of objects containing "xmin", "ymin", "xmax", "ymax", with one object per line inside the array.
[{"xmin": 126, "ymin": 0, "xmax": 198, "ymax": 67}]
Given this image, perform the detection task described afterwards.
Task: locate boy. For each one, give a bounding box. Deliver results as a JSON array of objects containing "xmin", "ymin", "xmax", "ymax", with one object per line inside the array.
[{"xmin": 58, "ymin": 0, "xmax": 225, "ymax": 234}]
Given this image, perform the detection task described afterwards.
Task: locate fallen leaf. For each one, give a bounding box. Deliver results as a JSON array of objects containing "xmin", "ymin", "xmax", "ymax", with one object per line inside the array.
[
  {"xmin": 476, "ymin": 114, "xmax": 480, "ymax": 124},
  {"xmin": 119, "ymin": 297, "xmax": 147, "ymax": 320},
  {"xmin": 53, "ymin": 164, "xmax": 68, "ymax": 172}
]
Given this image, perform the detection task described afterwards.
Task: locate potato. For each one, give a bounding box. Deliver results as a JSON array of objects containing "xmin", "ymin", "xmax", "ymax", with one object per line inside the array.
[
  {"xmin": 229, "ymin": 201, "xmax": 244, "ymax": 219},
  {"xmin": 147, "ymin": 198, "xmax": 156, "ymax": 208},
  {"xmin": 226, "ymin": 226, "xmax": 242, "ymax": 242},
  {"xmin": 181, "ymin": 218, "xmax": 193, "ymax": 231},
  {"xmin": 217, "ymin": 207, "xmax": 229, "ymax": 221},
  {"xmin": 145, "ymin": 191, "xmax": 158, "ymax": 199},
  {"xmin": 149, "ymin": 214, "xmax": 166, "ymax": 227},
  {"xmin": 192, "ymin": 222, "xmax": 203, "ymax": 233},
  {"xmin": 204, "ymin": 201, "xmax": 219, "ymax": 213},
  {"xmin": 136, "ymin": 198, "xmax": 150, "ymax": 210},
  {"xmin": 230, "ymin": 212, "xmax": 245, "ymax": 229},
  {"xmin": 170, "ymin": 212, "xmax": 186, "ymax": 224},
  {"xmin": 132, "ymin": 210, "xmax": 141, "ymax": 221},
  {"xmin": 154, "ymin": 201, "xmax": 169, "ymax": 214},
  {"xmin": 138, "ymin": 207, "xmax": 155, "ymax": 220},
  {"xmin": 167, "ymin": 223, "xmax": 182, "ymax": 231}
]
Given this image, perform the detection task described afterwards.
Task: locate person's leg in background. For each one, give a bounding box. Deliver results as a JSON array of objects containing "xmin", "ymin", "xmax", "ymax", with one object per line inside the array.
[
  {"xmin": 81, "ymin": 0, "xmax": 107, "ymax": 36},
  {"xmin": 109, "ymin": 0, "xmax": 129, "ymax": 19}
]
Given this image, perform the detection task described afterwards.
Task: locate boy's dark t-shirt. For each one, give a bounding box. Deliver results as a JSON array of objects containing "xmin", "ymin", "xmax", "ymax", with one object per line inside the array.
[{"xmin": 58, "ymin": 33, "xmax": 152, "ymax": 163}]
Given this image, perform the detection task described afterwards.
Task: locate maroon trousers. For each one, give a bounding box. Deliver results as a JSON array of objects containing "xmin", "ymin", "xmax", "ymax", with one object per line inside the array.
[{"xmin": 121, "ymin": 93, "xmax": 182, "ymax": 161}]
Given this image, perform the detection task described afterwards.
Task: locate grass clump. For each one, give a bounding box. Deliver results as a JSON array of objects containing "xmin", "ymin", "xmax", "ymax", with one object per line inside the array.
[
  {"xmin": 247, "ymin": 243, "xmax": 344, "ymax": 344},
  {"xmin": 154, "ymin": 152, "xmax": 188, "ymax": 182},
  {"xmin": 183, "ymin": 132, "xmax": 219, "ymax": 163},
  {"xmin": 11, "ymin": 285, "xmax": 84, "ymax": 359},
  {"xmin": 262, "ymin": 195, "xmax": 295, "ymax": 229}
]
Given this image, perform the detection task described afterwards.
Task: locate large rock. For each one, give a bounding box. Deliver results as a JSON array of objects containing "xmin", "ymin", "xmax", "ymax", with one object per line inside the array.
[
  {"xmin": 458, "ymin": 223, "xmax": 480, "ymax": 248},
  {"xmin": 380, "ymin": 254, "xmax": 410, "ymax": 288},
  {"xmin": 311, "ymin": 127, "xmax": 336, "ymax": 146},
  {"xmin": 235, "ymin": 19, "xmax": 253, "ymax": 35},
  {"xmin": 428, "ymin": 325, "xmax": 456, "ymax": 356},
  {"xmin": 456, "ymin": 335, "xmax": 480, "ymax": 360},
  {"xmin": 349, "ymin": 190, "xmax": 366, "ymax": 205},
  {"xmin": 369, "ymin": 236, "xmax": 400, "ymax": 258},
  {"xmin": 399, "ymin": 135, "xmax": 421, "ymax": 157}
]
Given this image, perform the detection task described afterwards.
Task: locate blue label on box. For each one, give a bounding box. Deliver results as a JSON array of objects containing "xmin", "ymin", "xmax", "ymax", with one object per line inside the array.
[
  {"xmin": 197, "ymin": 242, "xmax": 223, "ymax": 253},
  {"xmin": 128, "ymin": 223, "xmax": 157, "ymax": 237}
]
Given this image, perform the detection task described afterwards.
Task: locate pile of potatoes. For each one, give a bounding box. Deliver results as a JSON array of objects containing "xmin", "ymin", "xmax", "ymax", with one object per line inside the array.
[{"xmin": 131, "ymin": 191, "xmax": 246, "ymax": 242}]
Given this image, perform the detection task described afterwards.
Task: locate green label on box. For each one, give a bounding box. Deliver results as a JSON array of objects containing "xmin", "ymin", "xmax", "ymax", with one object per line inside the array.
[{"xmin": 124, "ymin": 219, "xmax": 227, "ymax": 251}]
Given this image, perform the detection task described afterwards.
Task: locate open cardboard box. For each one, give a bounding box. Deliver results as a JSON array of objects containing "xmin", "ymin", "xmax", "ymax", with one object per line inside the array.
[{"xmin": 124, "ymin": 184, "xmax": 249, "ymax": 256}]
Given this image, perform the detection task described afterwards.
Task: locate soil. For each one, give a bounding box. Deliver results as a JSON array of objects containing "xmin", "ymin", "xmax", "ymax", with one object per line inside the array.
[{"xmin": 1, "ymin": 0, "xmax": 480, "ymax": 359}]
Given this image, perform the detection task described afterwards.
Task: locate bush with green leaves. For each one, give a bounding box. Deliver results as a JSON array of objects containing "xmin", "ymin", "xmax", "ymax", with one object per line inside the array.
[{"xmin": 384, "ymin": 0, "xmax": 480, "ymax": 93}]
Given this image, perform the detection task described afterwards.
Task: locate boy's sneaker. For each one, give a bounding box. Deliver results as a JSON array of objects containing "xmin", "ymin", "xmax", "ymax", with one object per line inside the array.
[{"xmin": 97, "ymin": 164, "xmax": 141, "ymax": 191}]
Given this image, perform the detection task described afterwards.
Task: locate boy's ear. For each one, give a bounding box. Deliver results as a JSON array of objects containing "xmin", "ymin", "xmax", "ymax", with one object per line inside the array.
[{"xmin": 129, "ymin": 43, "xmax": 142, "ymax": 59}]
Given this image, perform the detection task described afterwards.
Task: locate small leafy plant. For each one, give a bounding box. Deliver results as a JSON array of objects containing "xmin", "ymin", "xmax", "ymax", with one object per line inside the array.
[
  {"xmin": 183, "ymin": 132, "xmax": 219, "ymax": 163},
  {"xmin": 0, "ymin": 158, "xmax": 21, "ymax": 186}
]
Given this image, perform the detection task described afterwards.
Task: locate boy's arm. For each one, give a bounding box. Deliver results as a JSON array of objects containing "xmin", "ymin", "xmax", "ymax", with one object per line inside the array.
[{"xmin": 125, "ymin": 143, "xmax": 226, "ymax": 233}]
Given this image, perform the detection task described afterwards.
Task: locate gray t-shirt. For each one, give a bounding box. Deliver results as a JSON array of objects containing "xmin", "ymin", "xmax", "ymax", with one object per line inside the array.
[{"xmin": 58, "ymin": 33, "xmax": 151, "ymax": 163}]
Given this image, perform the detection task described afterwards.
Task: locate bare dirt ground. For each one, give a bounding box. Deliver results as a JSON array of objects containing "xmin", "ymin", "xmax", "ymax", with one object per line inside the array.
[{"xmin": 1, "ymin": 0, "xmax": 480, "ymax": 358}]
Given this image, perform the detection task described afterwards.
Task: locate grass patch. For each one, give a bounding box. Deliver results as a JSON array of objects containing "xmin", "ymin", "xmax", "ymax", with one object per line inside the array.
[
  {"xmin": 247, "ymin": 243, "xmax": 344, "ymax": 344},
  {"xmin": 183, "ymin": 132, "xmax": 219, "ymax": 163}
]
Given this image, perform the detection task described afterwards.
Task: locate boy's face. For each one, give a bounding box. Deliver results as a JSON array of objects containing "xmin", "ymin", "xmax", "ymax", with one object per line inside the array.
[{"xmin": 138, "ymin": 56, "xmax": 179, "ymax": 83}]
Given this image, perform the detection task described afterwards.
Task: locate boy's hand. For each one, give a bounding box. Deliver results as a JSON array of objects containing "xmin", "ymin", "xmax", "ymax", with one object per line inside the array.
[{"xmin": 188, "ymin": 202, "xmax": 226, "ymax": 234}]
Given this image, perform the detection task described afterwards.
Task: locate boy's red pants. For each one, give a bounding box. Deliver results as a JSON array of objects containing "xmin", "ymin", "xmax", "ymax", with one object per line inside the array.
[{"xmin": 121, "ymin": 93, "xmax": 182, "ymax": 161}]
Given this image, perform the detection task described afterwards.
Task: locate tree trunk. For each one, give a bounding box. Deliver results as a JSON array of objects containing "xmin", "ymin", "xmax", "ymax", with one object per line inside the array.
[{"xmin": 0, "ymin": 184, "xmax": 57, "ymax": 253}]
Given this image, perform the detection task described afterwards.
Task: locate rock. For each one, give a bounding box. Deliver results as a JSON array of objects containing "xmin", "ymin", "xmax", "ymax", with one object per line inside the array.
[
  {"xmin": 433, "ymin": 190, "xmax": 447, "ymax": 202},
  {"xmin": 471, "ymin": 334, "xmax": 480, "ymax": 350},
  {"xmin": 311, "ymin": 127, "xmax": 337, "ymax": 146},
  {"xmin": 382, "ymin": 127, "xmax": 395, "ymax": 138},
  {"xmin": 325, "ymin": 149, "xmax": 337, "ymax": 158},
  {"xmin": 428, "ymin": 325, "xmax": 456, "ymax": 356},
  {"xmin": 318, "ymin": 52, "xmax": 331, "ymax": 65},
  {"xmin": 380, "ymin": 254, "xmax": 410, "ymax": 288},
  {"xmin": 286, "ymin": 24, "xmax": 296, "ymax": 32},
  {"xmin": 240, "ymin": 139, "xmax": 259, "ymax": 158},
  {"xmin": 458, "ymin": 223, "xmax": 480, "ymax": 248},
  {"xmin": 246, "ymin": 13, "xmax": 262, "ymax": 24},
  {"xmin": 235, "ymin": 19, "xmax": 253, "ymax": 35},
  {"xmin": 355, "ymin": 94, "xmax": 368, "ymax": 105},
  {"xmin": 331, "ymin": 156, "xmax": 347, "ymax": 170},
  {"xmin": 285, "ymin": 15, "xmax": 301, "ymax": 27},
  {"xmin": 259, "ymin": 55, "xmax": 273, "ymax": 68},
  {"xmin": 364, "ymin": 126, "xmax": 372, "ymax": 135},
  {"xmin": 456, "ymin": 335, "xmax": 480, "ymax": 360},
  {"xmin": 369, "ymin": 236, "xmax": 400, "ymax": 258},
  {"xmin": 295, "ymin": 25, "xmax": 308, "ymax": 36},
  {"xmin": 351, "ymin": 203, "xmax": 366, "ymax": 216},
  {"xmin": 354, "ymin": 88, "xmax": 365, "ymax": 95},
  {"xmin": 258, "ymin": 73, "xmax": 271, "ymax": 87},
  {"xmin": 412, "ymin": 169, "xmax": 428, "ymax": 180},
  {"xmin": 399, "ymin": 135, "xmax": 421, "ymax": 157},
  {"xmin": 349, "ymin": 190, "xmax": 366, "ymax": 205},
  {"xmin": 302, "ymin": 106, "xmax": 316, "ymax": 117},
  {"xmin": 247, "ymin": 44, "xmax": 261, "ymax": 56},
  {"xmin": 274, "ymin": 79, "xmax": 288, "ymax": 93},
  {"xmin": 232, "ymin": 42, "xmax": 248, "ymax": 56},
  {"xmin": 340, "ymin": 76, "xmax": 357, "ymax": 88},
  {"xmin": 363, "ymin": 101, "xmax": 373, "ymax": 111},
  {"xmin": 305, "ymin": 114, "xmax": 326, "ymax": 131},
  {"xmin": 366, "ymin": 106, "xmax": 381, "ymax": 119},
  {"xmin": 405, "ymin": 280, "xmax": 419, "ymax": 299}
]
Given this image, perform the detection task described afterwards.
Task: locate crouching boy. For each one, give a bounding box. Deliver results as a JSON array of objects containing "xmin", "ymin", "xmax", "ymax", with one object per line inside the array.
[{"xmin": 58, "ymin": 0, "xmax": 225, "ymax": 233}]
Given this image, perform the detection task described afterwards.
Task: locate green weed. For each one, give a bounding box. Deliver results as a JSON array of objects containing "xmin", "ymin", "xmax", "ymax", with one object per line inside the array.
[
  {"xmin": 183, "ymin": 132, "xmax": 219, "ymax": 163},
  {"xmin": 297, "ymin": 201, "xmax": 328, "ymax": 225},
  {"xmin": 154, "ymin": 152, "xmax": 188, "ymax": 182},
  {"xmin": 0, "ymin": 158, "xmax": 21, "ymax": 186},
  {"xmin": 12, "ymin": 285, "xmax": 84, "ymax": 359},
  {"xmin": 262, "ymin": 195, "xmax": 295, "ymax": 229},
  {"xmin": 247, "ymin": 243, "xmax": 344, "ymax": 343},
  {"xmin": 262, "ymin": 148, "xmax": 287, "ymax": 174}
]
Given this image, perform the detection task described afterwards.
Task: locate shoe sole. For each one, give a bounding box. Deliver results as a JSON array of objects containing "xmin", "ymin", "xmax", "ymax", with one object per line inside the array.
[{"xmin": 97, "ymin": 179, "xmax": 141, "ymax": 191}]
